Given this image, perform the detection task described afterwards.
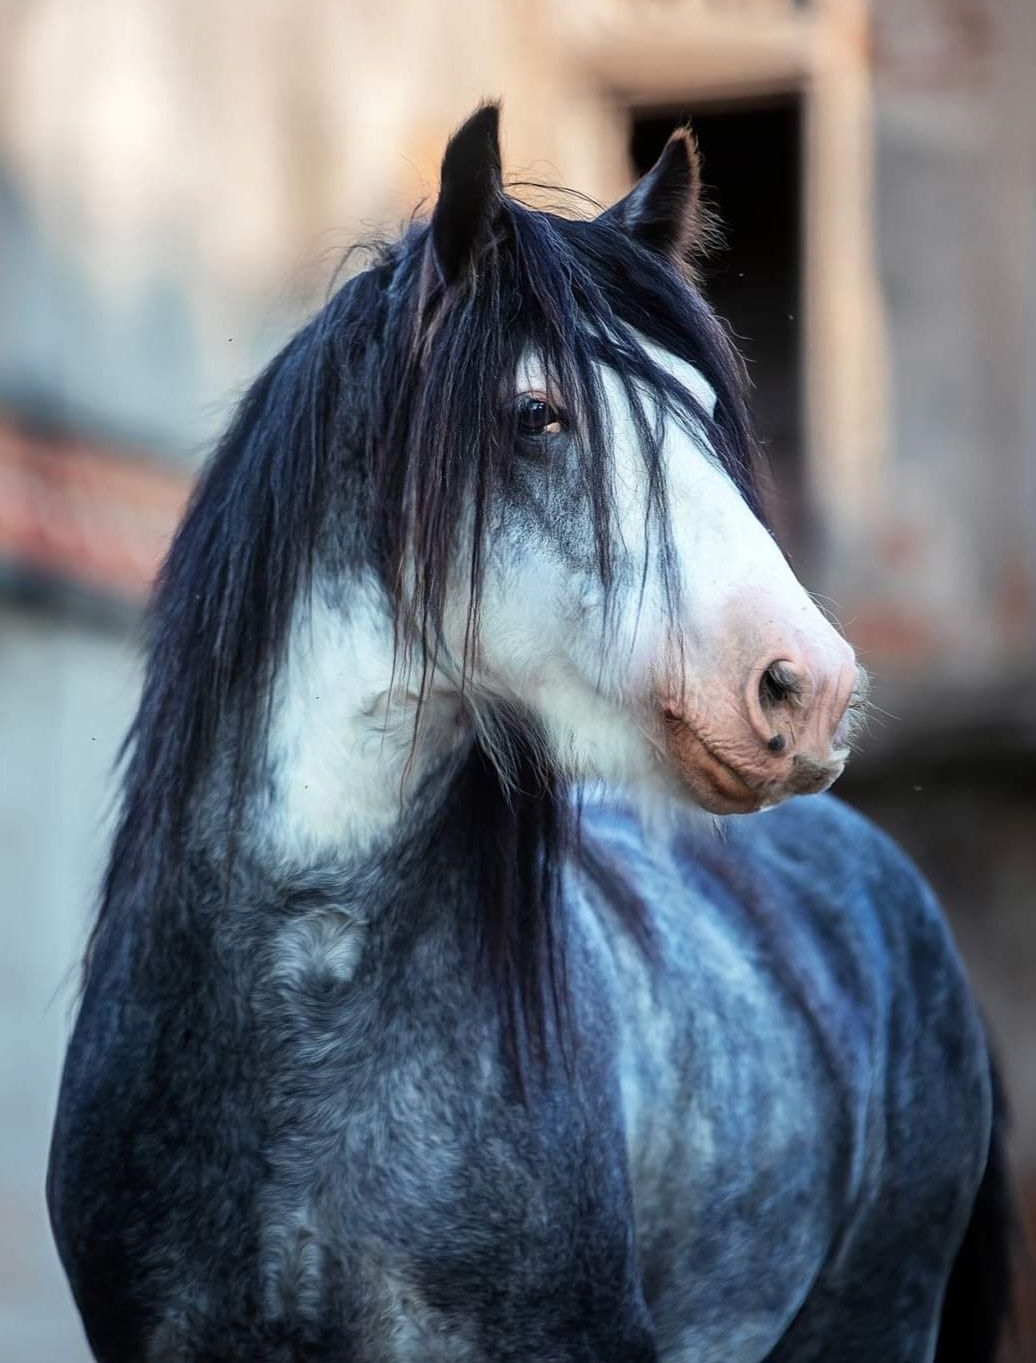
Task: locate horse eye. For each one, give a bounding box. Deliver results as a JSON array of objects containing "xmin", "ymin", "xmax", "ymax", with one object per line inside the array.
[{"xmin": 514, "ymin": 395, "xmax": 565, "ymax": 438}]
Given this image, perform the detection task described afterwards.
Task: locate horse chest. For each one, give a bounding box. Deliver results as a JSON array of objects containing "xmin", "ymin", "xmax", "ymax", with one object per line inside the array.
[
  {"xmin": 251, "ymin": 945, "xmax": 650, "ymax": 1361},
  {"xmin": 250, "ymin": 886, "xmax": 839, "ymax": 1361}
]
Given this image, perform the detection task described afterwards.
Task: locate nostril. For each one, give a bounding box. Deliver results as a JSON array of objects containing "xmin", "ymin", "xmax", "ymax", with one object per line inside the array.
[{"xmin": 759, "ymin": 660, "xmax": 802, "ymax": 711}]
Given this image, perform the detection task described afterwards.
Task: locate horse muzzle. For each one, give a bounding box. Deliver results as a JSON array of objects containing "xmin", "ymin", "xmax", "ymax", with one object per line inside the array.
[{"xmin": 656, "ymin": 645, "xmax": 868, "ymax": 814}]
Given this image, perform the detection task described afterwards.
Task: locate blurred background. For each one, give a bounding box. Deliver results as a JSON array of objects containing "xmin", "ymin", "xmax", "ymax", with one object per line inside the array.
[{"xmin": 1, "ymin": 0, "xmax": 1034, "ymax": 1358}]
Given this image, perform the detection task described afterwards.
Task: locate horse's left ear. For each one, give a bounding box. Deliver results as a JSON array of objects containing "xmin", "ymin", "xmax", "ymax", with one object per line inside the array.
[
  {"xmin": 601, "ymin": 127, "xmax": 704, "ymax": 262},
  {"xmin": 431, "ymin": 103, "xmax": 503, "ymax": 285}
]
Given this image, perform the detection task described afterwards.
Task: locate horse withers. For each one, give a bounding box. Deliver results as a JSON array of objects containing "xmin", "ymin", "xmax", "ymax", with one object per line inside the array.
[{"xmin": 47, "ymin": 105, "xmax": 1012, "ymax": 1362}]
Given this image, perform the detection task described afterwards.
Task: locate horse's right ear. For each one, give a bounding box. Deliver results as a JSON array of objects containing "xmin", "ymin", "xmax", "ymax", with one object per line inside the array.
[{"xmin": 431, "ymin": 103, "xmax": 503, "ymax": 285}]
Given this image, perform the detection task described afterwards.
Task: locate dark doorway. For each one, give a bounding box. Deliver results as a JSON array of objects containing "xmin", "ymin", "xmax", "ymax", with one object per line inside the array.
[{"xmin": 630, "ymin": 98, "xmax": 805, "ymax": 552}]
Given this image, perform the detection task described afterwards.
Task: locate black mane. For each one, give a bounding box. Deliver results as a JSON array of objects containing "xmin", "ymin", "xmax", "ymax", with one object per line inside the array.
[{"xmin": 94, "ymin": 186, "xmax": 761, "ymax": 1078}]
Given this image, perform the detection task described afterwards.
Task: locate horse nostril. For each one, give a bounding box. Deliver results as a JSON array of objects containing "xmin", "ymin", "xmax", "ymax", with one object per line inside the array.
[{"xmin": 759, "ymin": 661, "xmax": 801, "ymax": 711}]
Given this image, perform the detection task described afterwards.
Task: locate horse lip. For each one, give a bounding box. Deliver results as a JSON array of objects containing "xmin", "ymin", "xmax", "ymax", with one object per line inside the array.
[
  {"xmin": 660, "ymin": 708, "xmax": 766, "ymax": 814},
  {"xmin": 784, "ymin": 752, "xmax": 847, "ymax": 797},
  {"xmin": 659, "ymin": 708, "xmax": 848, "ymax": 812}
]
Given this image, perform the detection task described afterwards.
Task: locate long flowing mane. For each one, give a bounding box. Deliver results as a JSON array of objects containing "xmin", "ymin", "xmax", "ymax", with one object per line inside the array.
[{"xmin": 93, "ymin": 181, "xmax": 762, "ymax": 1076}]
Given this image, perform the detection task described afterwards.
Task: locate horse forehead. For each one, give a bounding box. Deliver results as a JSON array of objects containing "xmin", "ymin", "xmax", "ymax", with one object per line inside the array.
[
  {"xmin": 515, "ymin": 351, "xmax": 554, "ymax": 393},
  {"xmin": 513, "ymin": 339, "xmax": 718, "ymax": 419},
  {"xmin": 637, "ymin": 336, "xmax": 718, "ymax": 416}
]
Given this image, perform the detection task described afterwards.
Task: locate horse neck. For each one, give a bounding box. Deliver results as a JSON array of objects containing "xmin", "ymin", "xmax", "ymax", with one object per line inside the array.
[{"xmin": 148, "ymin": 562, "xmax": 574, "ymax": 1077}]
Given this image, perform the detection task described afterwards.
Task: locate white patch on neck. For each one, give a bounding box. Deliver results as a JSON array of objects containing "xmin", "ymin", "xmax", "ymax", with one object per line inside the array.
[{"xmin": 261, "ymin": 575, "xmax": 464, "ymax": 866}]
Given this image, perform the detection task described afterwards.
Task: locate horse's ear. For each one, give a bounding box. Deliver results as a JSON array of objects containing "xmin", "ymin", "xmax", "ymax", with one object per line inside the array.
[
  {"xmin": 431, "ymin": 103, "xmax": 503, "ymax": 285},
  {"xmin": 602, "ymin": 127, "xmax": 704, "ymax": 262}
]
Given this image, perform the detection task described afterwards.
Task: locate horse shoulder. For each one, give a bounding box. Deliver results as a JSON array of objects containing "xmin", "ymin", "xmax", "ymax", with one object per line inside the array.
[
  {"xmin": 735, "ymin": 796, "xmax": 994, "ymax": 1323},
  {"xmin": 579, "ymin": 795, "xmax": 992, "ymax": 1356},
  {"xmin": 736, "ymin": 793, "xmax": 991, "ymax": 1161}
]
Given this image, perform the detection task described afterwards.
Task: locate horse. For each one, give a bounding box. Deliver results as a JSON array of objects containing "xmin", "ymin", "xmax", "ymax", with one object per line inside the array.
[{"xmin": 47, "ymin": 104, "xmax": 1012, "ymax": 1363}]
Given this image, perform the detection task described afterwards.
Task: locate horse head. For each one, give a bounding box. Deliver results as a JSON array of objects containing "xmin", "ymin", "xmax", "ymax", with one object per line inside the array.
[{"xmin": 411, "ymin": 104, "xmax": 866, "ymax": 814}]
